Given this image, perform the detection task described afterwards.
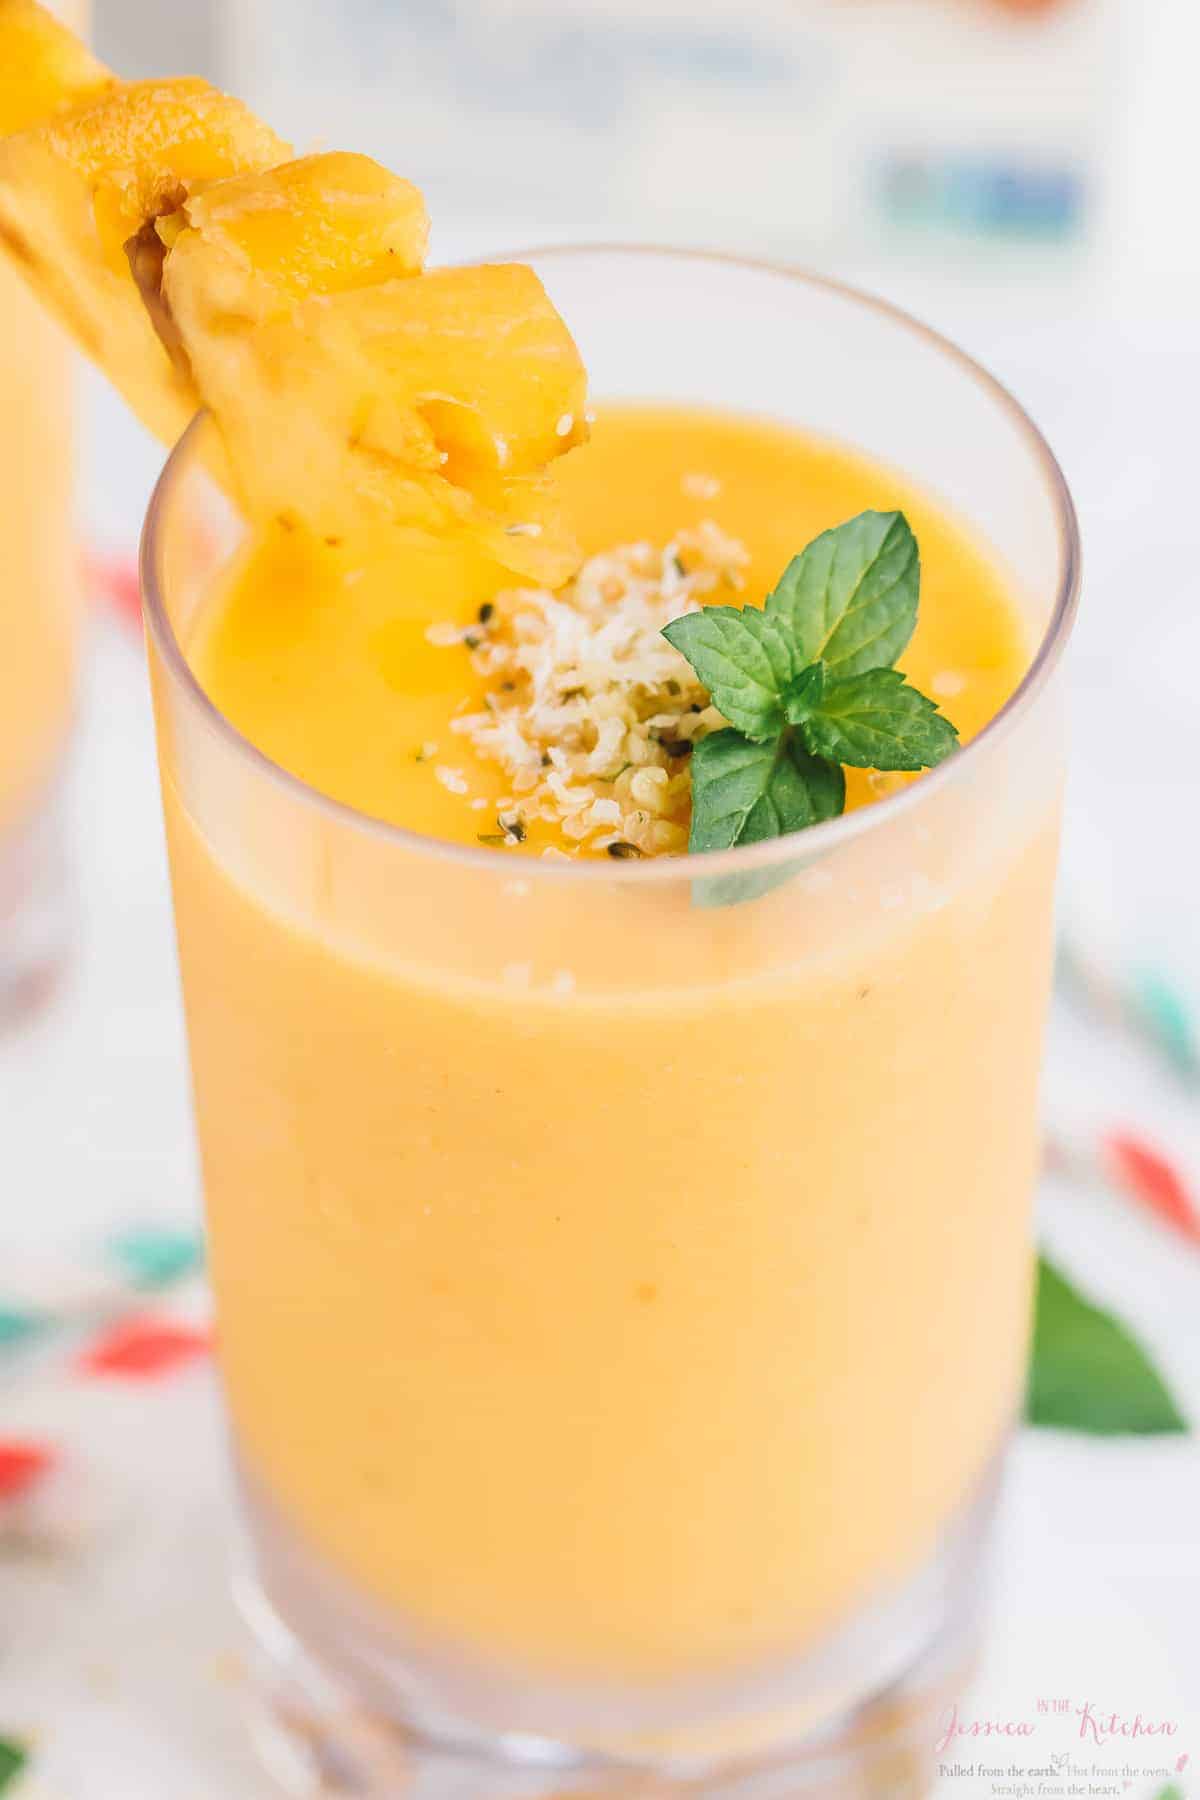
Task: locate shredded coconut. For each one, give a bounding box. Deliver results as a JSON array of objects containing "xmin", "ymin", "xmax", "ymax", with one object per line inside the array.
[{"xmin": 433, "ymin": 525, "xmax": 749, "ymax": 856}]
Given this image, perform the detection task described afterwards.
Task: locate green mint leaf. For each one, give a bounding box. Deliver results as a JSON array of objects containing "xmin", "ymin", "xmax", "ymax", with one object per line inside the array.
[
  {"xmin": 692, "ymin": 857, "xmax": 803, "ymax": 910},
  {"xmin": 661, "ymin": 516, "xmax": 953, "ymax": 904},
  {"xmin": 688, "ymin": 728, "xmax": 844, "ymax": 855},
  {"xmin": 0, "ymin": 1740, "xmax": 27, "ymax": 1794},
  {"xmin": 662, "ymin": 606, "xmax": 793, "ymax": 741},
  {"xmin": 1026, "ymin": 1255, "xmax": 1188, "ymax": 1436},
  {"xmin": 687, "ymin": 727, "xmax": 844, "ymax": 906},
  {"xmin": 765, "ymin": 510, "xmax": 919, "ymax": 677},
  {"xmin": 782, "ymin": 661, "xmax": 825, "ymax": 725},
  {"xmin": 799, "ymin": 667, "xmax": 959, "ymax": 771}
]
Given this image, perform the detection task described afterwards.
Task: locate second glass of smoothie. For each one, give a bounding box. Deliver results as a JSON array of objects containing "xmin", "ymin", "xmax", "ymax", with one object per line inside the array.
[{"xmin": 0, "ymin": 198, "xmax": 79, "ymax": 1020}]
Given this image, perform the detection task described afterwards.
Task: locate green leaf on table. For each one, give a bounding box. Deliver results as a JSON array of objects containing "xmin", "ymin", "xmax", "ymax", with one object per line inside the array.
[
  {"xmin": 1026, "ymin": 1255, "xmax": 1188, "ymax": 1435},
  {"xmin": 765, "ymin": 510, "xmax": 919, "ymax": 678},
  {"xmin": 798, "ymin": 667, "xmax": 960, "ymax": 771},
  {"xmin": 662, "ymin": 605, "xmax": 794, "ymax": 740},
  {"xmin": 1155, "ymin": 1786, "xmax": 1184, "ymax": 1800},
  {"xmin": 0, "ymin": 1739, "xmax": 28, "ymax": 1793}
]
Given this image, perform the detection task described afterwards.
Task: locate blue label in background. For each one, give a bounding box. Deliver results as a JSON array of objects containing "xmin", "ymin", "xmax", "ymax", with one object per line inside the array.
[{"xmin": 879, "ymin": 151, "xmax": 1087, "ymax": 240}]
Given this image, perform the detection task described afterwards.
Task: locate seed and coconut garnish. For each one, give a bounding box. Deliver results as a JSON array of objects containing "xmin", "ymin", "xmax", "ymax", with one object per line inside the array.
[{"xmin": 425, "ymin": 522, "xmax": 749, "ymax": 857}]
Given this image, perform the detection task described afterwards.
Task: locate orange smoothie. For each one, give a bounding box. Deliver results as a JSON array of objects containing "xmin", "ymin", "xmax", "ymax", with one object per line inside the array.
[{"xmin": 154, "ymin": 404, "xmax": 1056, "ymax": 1686}]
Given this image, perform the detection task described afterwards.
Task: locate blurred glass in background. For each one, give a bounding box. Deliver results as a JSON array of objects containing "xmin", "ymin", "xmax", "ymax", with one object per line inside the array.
[{"xmin": 0, "ymin": 0, "xmax": 85, "ymax": 1022}]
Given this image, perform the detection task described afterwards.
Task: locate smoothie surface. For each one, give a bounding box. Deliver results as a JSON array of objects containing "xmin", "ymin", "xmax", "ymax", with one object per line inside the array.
[{"xmin": 190, "ymin": 402, "xmax": 1029, "ymax": 852}]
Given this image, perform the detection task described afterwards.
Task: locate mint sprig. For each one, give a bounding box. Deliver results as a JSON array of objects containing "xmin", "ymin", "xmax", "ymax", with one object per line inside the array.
[
  {"xmin": 661, "ymin": 605, "xmax": 796, "ymax": 740},
  {"xmin": 1026, "ymin": 1255, "xmax": 1188, "ymax": 1436},
  {"xmin": 689, "ymin": 730, "xmax": 845, "ymax": 851},
  {"xmin": 798, "ymin": 667, "xmax": 959, "ymax": 770},
  {"xmin": 766, "ymin": 509, "xmax": 920, "ymax": 676},
  {"xmin": 662, "ymin": 511, "xmax": 958, "ymax": 900}
]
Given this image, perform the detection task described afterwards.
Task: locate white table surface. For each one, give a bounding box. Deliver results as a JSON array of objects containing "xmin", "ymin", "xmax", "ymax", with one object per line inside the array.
[{"xmin": 1, "ymin": 255, "xmax": 1197, "ymax": 1798}]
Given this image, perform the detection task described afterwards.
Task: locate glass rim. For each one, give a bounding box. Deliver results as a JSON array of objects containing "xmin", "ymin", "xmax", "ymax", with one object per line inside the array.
[{"xmin": 140, "ymin": 242, "xmax": 1081, "ymax": 886}]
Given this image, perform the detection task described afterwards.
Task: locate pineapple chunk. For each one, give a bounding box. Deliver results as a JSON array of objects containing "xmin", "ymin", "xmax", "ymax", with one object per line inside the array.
[
  {"xmin": 337, "ymin": 264, "xmax": 589, "ymax": 477},
  {"xmin": 162, "ymin": 248, "xmax": 586, "ymax": 583},
  {"xmin": 0, "ymin": 77, "xmax": 289, "ymax": 442},
  {"xmin": 163, "ymin": 153, "xmax": 429, "ymax": 312},
  {"xmin": 162, "ymin": 270, "xmax": 442, "ymax": 525},
  {"xmin": 0, "ymin": 8, "xmax": 588, "ymax": 583},
  {"xmin": 0, "ymin": 0, "xmax": 115, "ymax": 134}
]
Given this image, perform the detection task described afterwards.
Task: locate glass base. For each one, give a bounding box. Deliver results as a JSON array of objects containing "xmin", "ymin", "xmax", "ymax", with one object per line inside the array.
[
  {"xmin": 235, "ymin": 1453, "xmax": 1001, "ymax": 1798},
  {"xmin": 0, "ymin": 752, "xmax": 72, "ymax": 1029}
]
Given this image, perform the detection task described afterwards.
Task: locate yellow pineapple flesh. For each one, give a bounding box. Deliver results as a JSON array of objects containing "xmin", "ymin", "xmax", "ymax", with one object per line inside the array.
[
  {"xmin": 163, "ymin": 241, "xmax": 586, "ymax": 582},
  {"xmin": 0, "ymin": 7, "xmax": 588, "ymax": 582},
  {"xmin": 0, "ymin": 74, "xmax": 290, "ymax": 441},
  {"xmin": 0, "ymin": 0, "xmax": 115, "ymax": 134},
  {"xmin": 162, "ymin": 153, "xmax": 429, "ymax": 311},
  {"xmin": 336, "ymin": 264, "xmax": 589, "ymax": 477}
]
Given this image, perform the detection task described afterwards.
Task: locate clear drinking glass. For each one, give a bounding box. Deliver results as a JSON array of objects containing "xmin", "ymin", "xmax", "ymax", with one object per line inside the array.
[
  {"xmin": 0, "ymin": 187, "xmax": 79, "ymax": 1022},
  {"xmin": 141, "ymin": 249, "xmax": 1079, "ymax": 1797}
]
